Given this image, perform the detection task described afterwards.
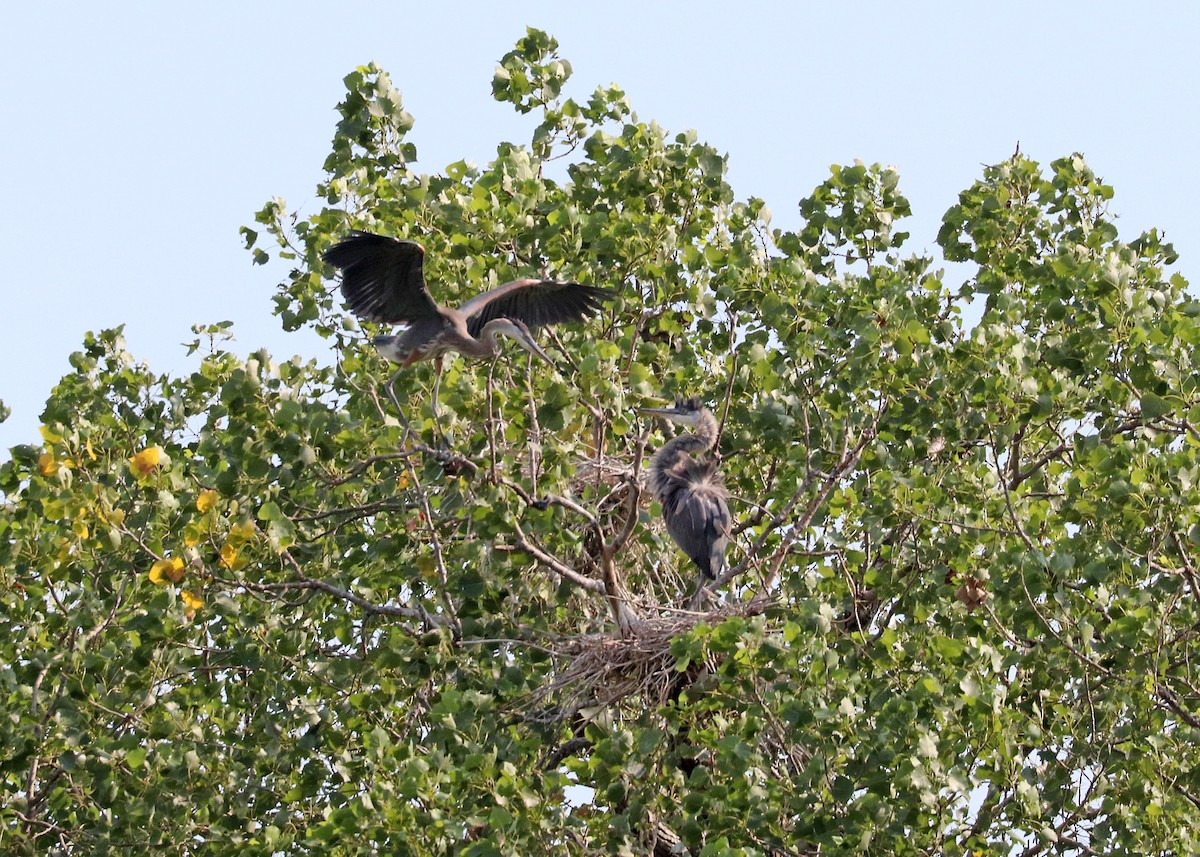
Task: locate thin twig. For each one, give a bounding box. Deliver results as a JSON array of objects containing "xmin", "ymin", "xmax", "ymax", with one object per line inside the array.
[
  {"xmin": 505, "ymin": 521, "xmax": 604, "ymax": 594},
  {"xmin": 402, "ymin": 456, "xmax": 461, "ymax": 639},
  {"xmin": 320, "ymin": 453, "xmax": 414, "ymax": 487},
  {"xmin": 713, "ymin": 351, "xmax": 738, "ymax": 457},
  {"xmin": 269, "ymin": 552, "xmax": 441, "ymax": 628}
]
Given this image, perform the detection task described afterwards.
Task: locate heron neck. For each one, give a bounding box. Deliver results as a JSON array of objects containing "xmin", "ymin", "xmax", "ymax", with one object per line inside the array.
[
  {"xmin": 468, "ymin": 319, "xmax": 512, "ymax": 356},
  {"xmin": 650, "ymin": 409, "xmax": 719, "ymax": 470}
]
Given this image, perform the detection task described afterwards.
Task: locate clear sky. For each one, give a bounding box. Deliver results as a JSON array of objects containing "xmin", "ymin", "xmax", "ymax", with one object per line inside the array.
[{"xmin": 2, "ymin": 2, "xmax": 1197, "ymax": 454}]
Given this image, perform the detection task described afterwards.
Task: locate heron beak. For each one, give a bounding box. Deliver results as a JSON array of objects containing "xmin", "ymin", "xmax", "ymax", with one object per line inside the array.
[
  {"xmin": 514, "ymin": 329, "xmax": 553, "ymax": 365},
  {"xmin": 636, "ymin": 405, "xmax": 689, "ymax": 418}
]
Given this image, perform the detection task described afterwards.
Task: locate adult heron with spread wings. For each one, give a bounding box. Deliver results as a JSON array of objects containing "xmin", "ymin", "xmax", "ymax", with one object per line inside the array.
[
  {"xmin": 639, "ymin": 397, "xmax": 731, "ymax": 606},
  {"xmin": 324, "ymin": 230, "xmax": 614, "ymax": 430}
]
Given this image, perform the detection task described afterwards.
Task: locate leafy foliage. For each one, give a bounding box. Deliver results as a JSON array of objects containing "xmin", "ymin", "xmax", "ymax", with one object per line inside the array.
[{"xmin": 3, "ymin": 29, "xmax": 1199, "ymax": 855}]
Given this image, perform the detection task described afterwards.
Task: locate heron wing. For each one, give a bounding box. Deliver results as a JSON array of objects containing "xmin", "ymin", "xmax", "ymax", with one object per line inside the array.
[
  {"xmin": 460, "ymin": 279, "xmax": 615, "ymax": 338},
  {"xmin": 322, "ymin": 231, "xmax": 440, "ymax": 324}
]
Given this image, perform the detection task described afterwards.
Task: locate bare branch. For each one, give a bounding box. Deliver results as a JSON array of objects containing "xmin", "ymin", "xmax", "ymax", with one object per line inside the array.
[
  {"xmin": 403, "ymin": 458, "xmax": 461, "ymax": 639},
  {"xmin": 319, "ymin": 452, "xmax": 414, "ymax": 487},
  {"xmin": 609, "ymin": 433, "xmax": 647, "ymax": 555},
  {"xmin": 246, "ymin": 552, "xmax": 444, "ymax": 629},
  {"xmin": 505, "ymin": 521, "xmax": 605, "ymax": 594},
  {"xmin": 1156, "ymin": 685, "xmax": 1200, "ymax": 729},
  {"xmin": 713, "ymin": 350, "xmax": 738, "ymax": 458},
  {"xmin": 1009, "ymin": 440, "xmax": 1070, "ymax": 489}
]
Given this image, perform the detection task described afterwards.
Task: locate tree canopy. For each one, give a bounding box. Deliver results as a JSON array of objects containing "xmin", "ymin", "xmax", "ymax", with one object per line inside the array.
[{"xmin": 3, "ymin": 29, "xmax": 1199, "ymax": 855}]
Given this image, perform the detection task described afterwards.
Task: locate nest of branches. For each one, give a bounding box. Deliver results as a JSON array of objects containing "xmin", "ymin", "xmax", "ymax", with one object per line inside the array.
[
  {"xmin": 567, "ymin": 453, "xmax": 635, "ymax": 495},
  {"xmin": 526, "ymin": 602, "xmax": 762, "ymax": 721}
]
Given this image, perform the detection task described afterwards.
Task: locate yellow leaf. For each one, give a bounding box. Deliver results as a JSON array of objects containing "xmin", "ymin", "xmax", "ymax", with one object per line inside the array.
[
  {"xmin": 220, "ymin": 543, "xmax": 239, "ymax": 569},
  {"xmin": 183, "ymin": 522, "xmax": 204, "ymax": 547},
  {"xmin": 228, "ymin": 520, "xmax": 257, "ymax": 544},
  {"xmin": 85, "ymin": 437, "xmax": 96, "ymax": 460},
  {"xmin": 149, "ymin": 559, "xmax": 171, "ymax": 585},
  {"xmin": 73, "ymin": 520, "xmax": 89, "ymax": 540},
  {"xmin": 40, "ymin": 425, "xmax": 63, "ymax": 445},
  {"xmin": 128, "ymin": 446, "xmax": 162, "ymax": 477},
  {"xmin": 196, "ymin": 489, "xmax": 219, "ymax": 513},
  {"xmin": 181, "ymin": 589, "xmax": 204, "ymax": 610},
  {"xmin": 38, "ymin": 452, "xmax": 59, "ymax": 477},
  {"xmin": 167, "ymin": 556, "xmax": 186, "ymax": 583},
  {"xmin": 149, "ymin": 556, "xmax": 187, "ymax": 585}
]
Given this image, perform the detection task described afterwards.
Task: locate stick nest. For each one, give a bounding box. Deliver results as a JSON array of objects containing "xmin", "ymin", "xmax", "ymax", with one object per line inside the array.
[{"xmin": 525, "ymin": 603, "xmax": 761, "ymax": 720}]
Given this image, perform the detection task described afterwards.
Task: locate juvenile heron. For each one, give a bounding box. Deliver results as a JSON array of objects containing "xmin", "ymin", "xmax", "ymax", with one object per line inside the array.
[
  {"xmin": 639, "ymin": 397, "xmax": 731, "ymax": 604},
  {"xmin": 323, "ymin": 230, "xmax": 614, "ymax": 429}
]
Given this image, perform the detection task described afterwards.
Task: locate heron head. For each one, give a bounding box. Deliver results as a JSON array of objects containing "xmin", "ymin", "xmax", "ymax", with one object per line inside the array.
[
  {"xmin": 485, "ymin": 318, "xmax": 553, "ymax": 365},
  {"xmin": 371, "ymin": 334, "xmax": 413, "ymax": 366},
  {"xmin": 637, "ymin": 396, "xmax": 707, "ymax": 426}
]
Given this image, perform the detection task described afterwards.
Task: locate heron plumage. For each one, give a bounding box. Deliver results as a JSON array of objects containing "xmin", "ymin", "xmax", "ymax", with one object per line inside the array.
[
  {"xmin": 642, "ymin": 399, "xmax": 731, "ymax": 583},
  {"xmin": 323, "ymin": 229, "xmax": 615, "ymax": 434}
]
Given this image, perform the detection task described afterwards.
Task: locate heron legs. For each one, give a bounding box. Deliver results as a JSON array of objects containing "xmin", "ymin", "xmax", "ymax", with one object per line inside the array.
[
  {"xmin": 429, "ymin": 358, "xmax": 448, "ymax": 447},
  {"xmin": 379, "ymin": 362, "xmax": 453, "ymax": 450},
  {"xmin": 686, "ymin": 577, "xmax": 714, "ymax": 611},
  {"xmin": 382, "ymin": 369, "xmax": 416, "ymax": 438},
  {"xmin": 429, "ymin": 359, "xmax": 444, "ymax": 428}
]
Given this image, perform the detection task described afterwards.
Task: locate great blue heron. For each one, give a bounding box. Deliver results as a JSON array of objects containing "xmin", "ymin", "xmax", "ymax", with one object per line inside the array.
[
  {"xmin": 639, "ymin": 397, "xmax": 731, "ymax": 604},
  {"xmin": 323, "ymin": 230, "xmax": 614, "ymax": 430}
]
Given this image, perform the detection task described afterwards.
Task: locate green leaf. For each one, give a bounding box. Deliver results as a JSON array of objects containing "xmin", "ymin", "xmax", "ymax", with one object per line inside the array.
[{"xmin": 1140, "ymin": 392, "xmax": 1171, "ymax": 418}]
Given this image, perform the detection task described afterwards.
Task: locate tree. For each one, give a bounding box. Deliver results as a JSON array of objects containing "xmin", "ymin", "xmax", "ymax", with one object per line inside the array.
[{"xmin": 3, "ymin": 28, "xmax": 1199, "ymax": 855}]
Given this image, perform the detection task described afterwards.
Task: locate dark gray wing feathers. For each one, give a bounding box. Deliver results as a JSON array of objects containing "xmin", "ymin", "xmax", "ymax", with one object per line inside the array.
[
  {"xmin": 466, "ymin": 281, "xmax": 615, "ymax": 338},
  {"xmin": 322, "ymin": 231, "xmax": 439, "ymax": 324}
]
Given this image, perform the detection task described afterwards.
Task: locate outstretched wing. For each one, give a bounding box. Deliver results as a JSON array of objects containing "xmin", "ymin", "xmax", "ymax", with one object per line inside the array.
[
  {"xmin": 460, "ymin": 278, "xmax": 615, "ymax": 338},
  {"xmin": 322, "ymin": 231, "xmax": 440, "ymax": 324},
  {"xmin": 659, "ymin": 459, "xmax": 731, "ymax": 580}
]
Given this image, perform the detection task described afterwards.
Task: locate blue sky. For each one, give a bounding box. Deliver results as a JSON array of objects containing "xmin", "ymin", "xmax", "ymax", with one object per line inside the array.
[{"xmin": 2, "ymin": 2, "xmax": 1197, "ymax": 454}]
